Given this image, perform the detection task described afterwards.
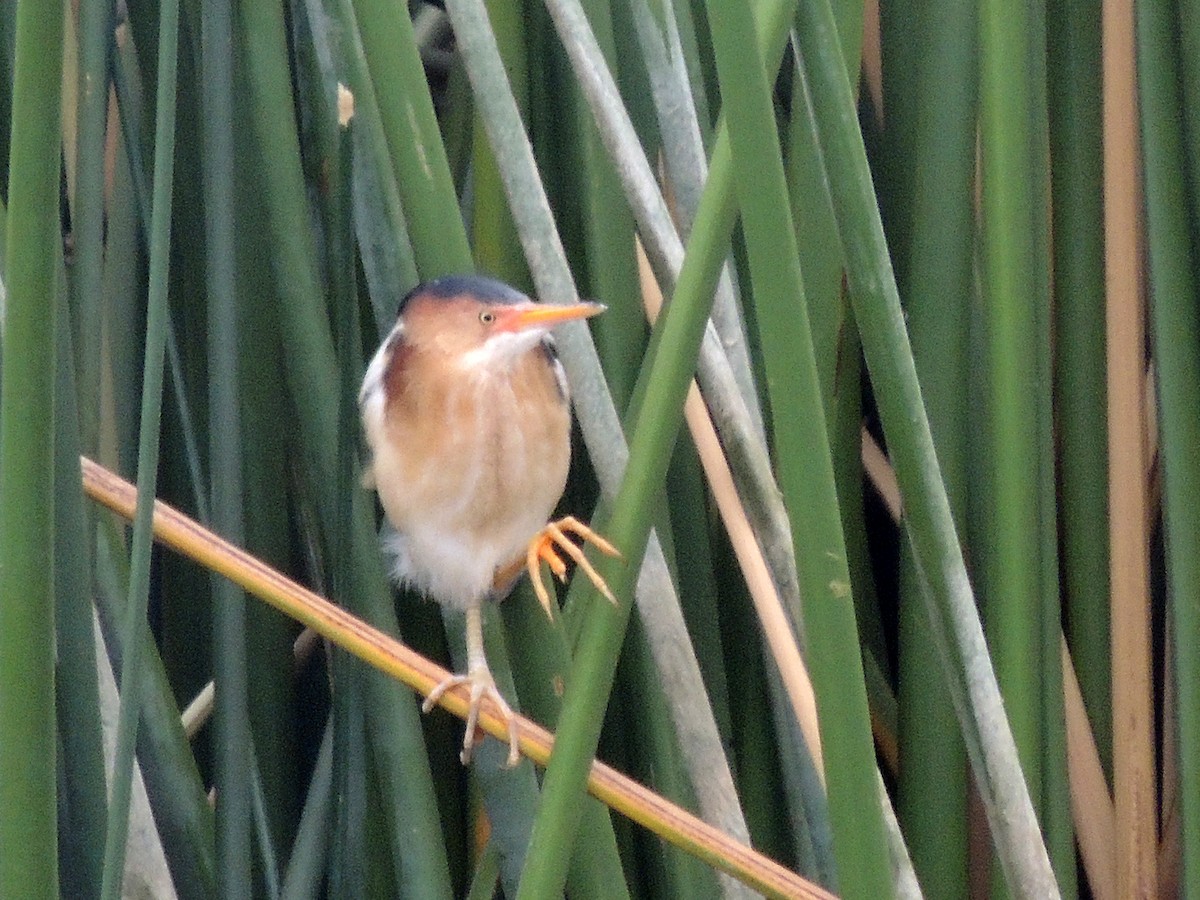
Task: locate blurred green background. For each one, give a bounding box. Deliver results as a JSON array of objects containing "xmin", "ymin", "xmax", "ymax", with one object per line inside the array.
[{"xmin": 0, "ymin": 0, "xmax": 1195, "ymax": 897}]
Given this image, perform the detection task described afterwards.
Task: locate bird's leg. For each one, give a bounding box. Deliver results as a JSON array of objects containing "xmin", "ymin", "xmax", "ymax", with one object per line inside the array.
[
  {"xmin": 501, "ymin": 516, "xmax": 621, "ymax": 618},
  {"xmin": 421, "ymin": 605, "xmax": 521, "ymax": 767}
]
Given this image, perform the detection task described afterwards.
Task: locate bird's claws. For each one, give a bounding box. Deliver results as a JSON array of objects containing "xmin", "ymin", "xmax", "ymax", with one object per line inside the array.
[
  {"xmin": 422, "ymin": 669, "xmax": 521, "ymax": 767},
  {"xmin": 526, "ymin": 516, "xmax": 621, "ymax": 618}
]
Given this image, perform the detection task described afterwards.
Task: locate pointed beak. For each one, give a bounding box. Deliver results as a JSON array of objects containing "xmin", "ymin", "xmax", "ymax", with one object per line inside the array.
[{"xmin": 494, "ymin": 301, "xmax": 605, "ymax": 333}]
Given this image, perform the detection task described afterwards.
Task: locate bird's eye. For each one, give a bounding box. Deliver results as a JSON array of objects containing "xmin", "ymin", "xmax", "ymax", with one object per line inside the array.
[{"xmin": 479, "ymin": 310, "xmax": 495, "ymax": 325}]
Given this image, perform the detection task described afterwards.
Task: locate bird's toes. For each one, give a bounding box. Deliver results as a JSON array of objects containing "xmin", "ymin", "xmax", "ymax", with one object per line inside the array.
[
  {"xmin": 425, "ymin": 669, "xmax": 521, "ymax": 767},
  {"xmin": 543, "ymin": 522, "xmax": 619, "ymax": 606},
  {"xmin": 422, "ymin": 673, "xmax": 469, "ymax": 714},
  {"xmin": 511, "ymin": 517, "xmax": 624, "ymax": 620},
  {"xmin": 553, "ymin": 515, "xmax": 622, "ymax": 559},
  {"xmin": 464, "ymin": 680, "xmax": 521, "ymax": 767}
]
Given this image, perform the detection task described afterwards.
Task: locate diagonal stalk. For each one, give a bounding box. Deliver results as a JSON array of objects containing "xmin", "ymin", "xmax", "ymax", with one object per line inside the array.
[{"xmin": 791, "ymin": 0, "xmax": 1059, "ymax": 891}]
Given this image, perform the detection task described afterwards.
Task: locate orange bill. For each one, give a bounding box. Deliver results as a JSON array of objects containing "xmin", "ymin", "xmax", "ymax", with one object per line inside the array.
[{"xmin": 494, "ymin": 301, "xmax": 605, "ymax": 333}]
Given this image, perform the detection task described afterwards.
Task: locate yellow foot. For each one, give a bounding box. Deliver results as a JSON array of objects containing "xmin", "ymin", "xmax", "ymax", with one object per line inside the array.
[
  {"xmin": 523, "ymin": 516, "xmax": 621, "ymax": 618},
  {"xmin": 422, "ymin": 667, "xmax": 521, "ymax": 767}
]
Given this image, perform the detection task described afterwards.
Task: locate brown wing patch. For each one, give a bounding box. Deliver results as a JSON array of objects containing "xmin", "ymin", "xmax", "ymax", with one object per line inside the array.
[{"xmin": 383, "ymin": 335, "xmax": 417, "ymax": 416}]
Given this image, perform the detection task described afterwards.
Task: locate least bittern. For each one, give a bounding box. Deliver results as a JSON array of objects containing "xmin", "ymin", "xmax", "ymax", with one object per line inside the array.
[{"xmin": 358, "ymin": 275, "xmax": 618, "ymax": 766}]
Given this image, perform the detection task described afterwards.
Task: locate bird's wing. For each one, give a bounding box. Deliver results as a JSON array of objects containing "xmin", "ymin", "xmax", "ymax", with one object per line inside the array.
[{"xmin": 539, "ymin": 334, "xmax": 569, "ymax": 401}]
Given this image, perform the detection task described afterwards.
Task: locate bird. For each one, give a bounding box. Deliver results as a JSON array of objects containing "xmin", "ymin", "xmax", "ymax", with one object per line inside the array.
[{"xmin": 358, "ymin": 275, "xmax": 619, "ymax": 766}]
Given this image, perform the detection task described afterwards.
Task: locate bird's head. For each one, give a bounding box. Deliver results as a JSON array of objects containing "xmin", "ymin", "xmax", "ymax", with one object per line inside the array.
[{"xmin": 393, "ymin": 276, "xmax": 604, "ymax": 375}]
